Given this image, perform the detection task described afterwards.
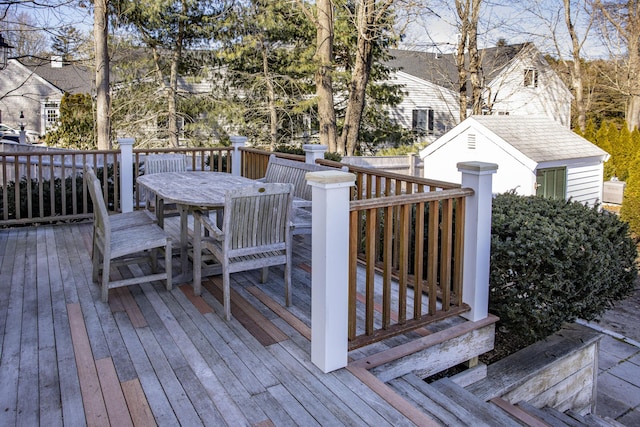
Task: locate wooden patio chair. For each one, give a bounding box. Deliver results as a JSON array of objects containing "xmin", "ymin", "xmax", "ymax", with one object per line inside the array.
[
  {"xmin": 142, "ymin": 154, "xmax": 187, "ymax": 223},
  {"xmin": 85, "ymin": 166, "xmax": 172, "ymax": 302},
  {"xmin": 259, "ymin": 154, "xmax": 348, "ymax": 235},
  {"xmin": 192, "ymin": 182, "xmax": 294, "ymax": 321}
]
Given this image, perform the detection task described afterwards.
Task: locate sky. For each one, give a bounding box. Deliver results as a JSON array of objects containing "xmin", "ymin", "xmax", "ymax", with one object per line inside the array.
[
  {"xmin": 398, "ymin": 1, "xmax": 611, "ymax": 60},
  {"xmin": 7, "ymin": 0, "xmax": 613, "ymax": 61}
]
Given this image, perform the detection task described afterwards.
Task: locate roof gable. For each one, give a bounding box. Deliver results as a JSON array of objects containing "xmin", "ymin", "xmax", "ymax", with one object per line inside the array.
[
  {"xmin": 424, "ymin": 115, "xmax": 608, "ymax": 164},
  {"xmin": 387, "ymin": 43, "xmax": 530, "ymax": 91}
]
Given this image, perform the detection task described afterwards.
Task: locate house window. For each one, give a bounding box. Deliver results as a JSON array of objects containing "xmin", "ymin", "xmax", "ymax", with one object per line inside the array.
[
  {"xmin": 524, "ymin": 68, "xmax": 539, "ymax": 88},
  {"xmin": 43, "ymin": 101, "xmax": 60, "ymax": 129},
  {"xmin": 536, "ymin": 167, "xmax": 566, "ymax": 200},
  {"xmin": 412, "ymin": 108, "xmax": 434, "ymax": 134}
]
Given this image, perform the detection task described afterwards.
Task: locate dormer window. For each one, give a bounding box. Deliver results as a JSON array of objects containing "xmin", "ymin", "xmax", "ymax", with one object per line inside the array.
[{"xmin": 524, "ymin": 68, "xmax": 539, "ymax": 88}]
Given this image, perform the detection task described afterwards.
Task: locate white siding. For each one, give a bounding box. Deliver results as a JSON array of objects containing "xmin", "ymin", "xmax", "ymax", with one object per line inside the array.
[
  {"xmin": 422, "ymin": 125, "xmax": 537, "ymax": 195},
  {"xmin": 486, "ymin": 47, "xmax": 572, "ymax": 127},
  {"xmin": 386, "ymin": 72, "xmax": 459, "ymax": 143},
  {"xmin": 564, "ymin": 163, "xmax": 605, "ymax": 206}
]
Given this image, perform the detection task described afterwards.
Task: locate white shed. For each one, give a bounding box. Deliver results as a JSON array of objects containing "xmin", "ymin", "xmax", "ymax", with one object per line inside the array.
[{"xmin": 420, "ymin": 115, "xmax": 610, "ymax": 206}]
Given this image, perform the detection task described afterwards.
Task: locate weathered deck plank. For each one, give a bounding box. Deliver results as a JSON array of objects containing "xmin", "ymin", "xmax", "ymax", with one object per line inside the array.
[
  {"xmin": 0, "ymin": 220, "xmax": 479, "ymax": 426},
  {"xmin": 0, "ymin": 228, "xmax": 25, "ymax": 427}
]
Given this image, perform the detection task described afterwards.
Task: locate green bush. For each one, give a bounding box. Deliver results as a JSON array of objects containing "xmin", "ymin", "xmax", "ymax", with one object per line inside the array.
[{"xmin": 489, "ymin": 193, "xmax": 637, "ymax": 345}]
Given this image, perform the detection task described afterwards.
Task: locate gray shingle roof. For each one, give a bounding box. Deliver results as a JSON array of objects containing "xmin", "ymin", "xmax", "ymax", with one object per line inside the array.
[
  {"xmin": 387, "ymin": 43, "xmax": 529, "ymax": 90},
  {"xmin": 21, "ymin": 59, "xmax": 93, "ymax": 95},
  {"xmin": 470, "ymin": 115, "xmax": 608, "ymax": 162}
]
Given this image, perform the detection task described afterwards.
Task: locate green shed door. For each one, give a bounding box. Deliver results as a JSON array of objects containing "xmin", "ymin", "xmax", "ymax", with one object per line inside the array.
[{"xmin": 536, "ymin": 167, "xmax": 566, "ymax": 199}]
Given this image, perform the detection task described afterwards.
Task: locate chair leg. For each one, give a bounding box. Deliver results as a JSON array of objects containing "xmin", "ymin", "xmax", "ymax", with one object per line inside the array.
[
  {"xmin": 101, "ymin": 256, "xmax": 110, "ymax": 302},
  {"xmin": 285, "ymin": 262, "xmax": 291, "ymax": 307},
  {"xmin": 150, "ymin": 248, "xmax": 158, "ymax": 273},
  {"xmin": 193, "ymin": 215, "xmax": 202, "ymax": 296},
  {"xmin": 260, "ymin": 267, "xmax": 269, "ymax": 283},
  {"xmin": 223, "ymin": 270, "xmax": 231, "ymax": 321},
  {"xmin": 165, "ymin": 238, "xmax": 172, "ymax": 291},
  {"xmin": 92, "ymin": 245, "xmax": 101, "ymax": 283}
]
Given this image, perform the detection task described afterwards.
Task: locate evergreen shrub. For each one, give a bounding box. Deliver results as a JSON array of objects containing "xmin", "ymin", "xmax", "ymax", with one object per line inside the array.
[{"xmin": 489, "ymin": 192, "xmax": 637, "ymax": 345}]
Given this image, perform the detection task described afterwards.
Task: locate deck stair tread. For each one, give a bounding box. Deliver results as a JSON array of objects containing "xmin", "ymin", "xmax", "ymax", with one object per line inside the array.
[
  {"xmin": 389, "ymin": 374, "xmax": 472, "ymax": 426},
  {"xmin": 389, "ymin": 373, "xmax": 531, "ymax": 426},
  {"xmin": 516, "ymin": 401, "xmax": 623, "ymax": 427},
  {"xmin": 431, "ymin": 377, "xmax": 527, "ymax": 426}
]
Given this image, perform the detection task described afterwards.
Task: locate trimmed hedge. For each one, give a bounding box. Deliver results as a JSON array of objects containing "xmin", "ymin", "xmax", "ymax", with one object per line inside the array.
[{"xmin": 490, "ymin": 193, "xmax": 637, "ymax": 344}]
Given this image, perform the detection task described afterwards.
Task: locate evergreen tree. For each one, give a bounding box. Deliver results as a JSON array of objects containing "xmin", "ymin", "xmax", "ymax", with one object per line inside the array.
[
  {"xmin": 51, "ymin": 26, "xmax": 85, "ymax": 61},
  {"xmin": 621, "ymin": 152, "xmax": 640, "ymax": 236},
  {"xmin": 44, "ymin": 93, "xmax": 95, "ymax": 149}
]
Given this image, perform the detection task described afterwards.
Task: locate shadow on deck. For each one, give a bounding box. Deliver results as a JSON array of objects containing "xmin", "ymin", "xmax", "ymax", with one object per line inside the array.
[{"xmin": 0, "ymin": 219, "xmax": 499, "ymax": 426}]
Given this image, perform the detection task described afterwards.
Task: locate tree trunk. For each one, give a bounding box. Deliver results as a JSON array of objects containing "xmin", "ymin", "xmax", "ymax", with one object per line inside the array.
[
  {"xmin": 94, "ymin": 0, "xmax": 111, "ymax": 150},
  {"xmin": 455, "ymin": 0, "xmax": 469, "ymax": 121},
  {"xmin": 168, "ymin": 49, "xmax": 180, "ymax": 147},
  {"xmin": 167, "ymin": 1, "xmax": 185, "ymax": 148},
  {"xmin": 564, "ymin": 0, "xmax": 586, "ymax": 132},
  {"xmin": 468, "ymin": 0, "xmax": 482, "ymax": 115},
  {"xmin": 262, "ymin": 42, "xmax": 278, "ymax": 151},
  {"xmin": 455, "ymin": 31, "xmax": 468, "ymax": 121},
  {"xmin": 340, "ymin": 0, "xmax": 374, "ymax": 156},
  {"xmin": 626, "ymin": 35, "xmax": 640, "ymax": 131},
  {"xmin": 315, "ymin": 0, "xmax": 337, "ymax": 152}
]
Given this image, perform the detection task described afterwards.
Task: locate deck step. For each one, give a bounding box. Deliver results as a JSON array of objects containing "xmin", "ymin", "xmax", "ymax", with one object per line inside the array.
[
  {"xmin": 388, "ymin": 373, "xmax": 531, "ymax": 426},
  {"xmin": 516, "ymin": 401, "xmax": 624, "ymax": 427},
  {"xmin": 432, "ymin": 377, "xmax": 526, "ymax": 426}
]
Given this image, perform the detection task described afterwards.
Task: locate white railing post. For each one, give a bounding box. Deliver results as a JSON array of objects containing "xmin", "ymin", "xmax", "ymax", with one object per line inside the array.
[
  {"xmin": 408, "ymin": 153, "xmax": 416, "ymax": 177},
  {"xmin": 306, "ymin": 170, "xmax": 356, "ymax": 373},
  {"xmin": 229, "ymin": 136, "xmax": 247, "ymax": 176},
  {"xmin": 118, "ymin": 138, "xmax": 135, "ymax": 213},
  {"xmin": 457, "ymin": 161, "xmax": 498, "ymax": 321},
  {"xmin": 303, "ymin": 144, "xmax": 327, "ymax": 164}
]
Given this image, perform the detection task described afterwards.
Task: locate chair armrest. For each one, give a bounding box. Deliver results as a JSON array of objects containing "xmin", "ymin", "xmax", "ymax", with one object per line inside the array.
[
  {"xmin": 293, "ymin": 198, "xmax": 311, "ymax": 209},
  {"xmin": 193, "ymin": 209, "xmax": 224, "ymax": 240}
]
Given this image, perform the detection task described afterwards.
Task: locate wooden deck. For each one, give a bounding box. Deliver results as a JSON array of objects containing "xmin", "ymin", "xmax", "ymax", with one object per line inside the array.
[{"xmin": 0, "ymin": 219, "xmax": 455, "ymax": 426}]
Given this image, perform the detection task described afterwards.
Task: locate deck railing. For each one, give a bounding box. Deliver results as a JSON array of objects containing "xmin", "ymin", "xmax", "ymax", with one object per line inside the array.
[
  {"xmin": 0, "ymin": 143, "xmax": 483, "ymax": 359},
  {"xmin": 327, "ymin": 164, "xmax": 473, "ymax": 349},
  {"xmin": 0, "ymin": 147, "xmax": 233, "ymax": 226}
]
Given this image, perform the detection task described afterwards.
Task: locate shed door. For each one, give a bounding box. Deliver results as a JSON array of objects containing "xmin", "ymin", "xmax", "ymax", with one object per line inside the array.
[{"xmin": 536, "ymin": 167, "xmax": 566, "ymax": 199}]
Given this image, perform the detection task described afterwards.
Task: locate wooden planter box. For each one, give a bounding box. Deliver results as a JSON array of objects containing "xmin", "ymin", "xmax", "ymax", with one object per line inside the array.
[{"xmin": 465, "ymin": 322, "xmax": 602, "ymax": 415}]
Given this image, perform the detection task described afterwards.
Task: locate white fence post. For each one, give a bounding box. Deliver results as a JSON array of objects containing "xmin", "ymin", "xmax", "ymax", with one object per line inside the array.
[
  {"xmin": 303, "ymin": 144, "xmax": 327, "ymax": 164},
  {"xmin": 118, "ymin": 138, "xmax": 134, "ymax": 213},
  {"xmin": 229, "ymin": 136, "xmax": 247, "ymax": 176},
  {"xmin": 457, "ymin": 161, "xmax": 498, "ymax": 322},
  {"xmin": 306, "ymin": 170, "xmax": 355, "ymax": 373}
]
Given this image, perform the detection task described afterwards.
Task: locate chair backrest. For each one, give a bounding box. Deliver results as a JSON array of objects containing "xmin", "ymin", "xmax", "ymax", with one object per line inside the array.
[
  {"xmin": 222, "ymin": 182, "xmax": 294, "ymax": 257},
  {"xmin": 263, "ymin": 154, "xmax": 347, "ymax": 201},
  {"xmin": 84, "ymin": 166, "xmax": 111, "ymax": 240},
  {"xmin": 144, "ymin": 154, "xmax": 187, "ymax": 175}
]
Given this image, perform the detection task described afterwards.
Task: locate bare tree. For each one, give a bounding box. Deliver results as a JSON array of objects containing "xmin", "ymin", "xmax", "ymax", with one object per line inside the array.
[
  {"xmin": 94, "ymin": 0, "xmax": 111, "ymax": 149},
  {"xmin": 339, "ymin": 0, "xmax": 395, "ymax": 156},
  {"xmin": 564, "ymin": 0, "xmax": 590, "ymax": 132},
  {"xmin": 522, "ymin": 0, "xmax": 593, "ymax": 132},
  {"xmin": 295, "ymin": 0, "xmax": 338, "ymax": 152},
  {"xmin": 593, "ymin": 0, "xmax": 640, "ymax": 131},
  {"xmin": 454, "ymin": 0, "xmax": 482, "ymax": 120}
]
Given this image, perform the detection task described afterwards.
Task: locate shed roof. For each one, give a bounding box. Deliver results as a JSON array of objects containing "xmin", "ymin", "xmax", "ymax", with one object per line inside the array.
[{"xmin": 468, "ymin": 115, "xmax": 608, "ymax": 162}]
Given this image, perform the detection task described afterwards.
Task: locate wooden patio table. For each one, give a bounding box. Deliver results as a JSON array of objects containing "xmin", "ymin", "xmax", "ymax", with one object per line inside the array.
[{"xmin": 137, "ymin": 171, "xmax": 256, "ymax": 282}]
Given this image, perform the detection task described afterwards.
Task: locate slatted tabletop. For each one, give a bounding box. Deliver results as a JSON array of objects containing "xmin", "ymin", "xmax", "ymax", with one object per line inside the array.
[{"xmin": 0, "ymin": 220, "xmax": 430, "ymax": 426}]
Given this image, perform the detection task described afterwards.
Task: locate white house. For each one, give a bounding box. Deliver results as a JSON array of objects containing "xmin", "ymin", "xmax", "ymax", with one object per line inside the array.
[
  {"xmin": 0, "ymin": 58, "xmax": 93, "ymax": 138},
  {"xmin": 386, "ymin": 43, "xmax": 573, "ymax": 143},
  {"xmin": 420, "ymin": 115, "xmax": 609, "ymax": 206},
  {"xmin": 385, "ymin": 71, "xmax": 460, "ymax": 144}
]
